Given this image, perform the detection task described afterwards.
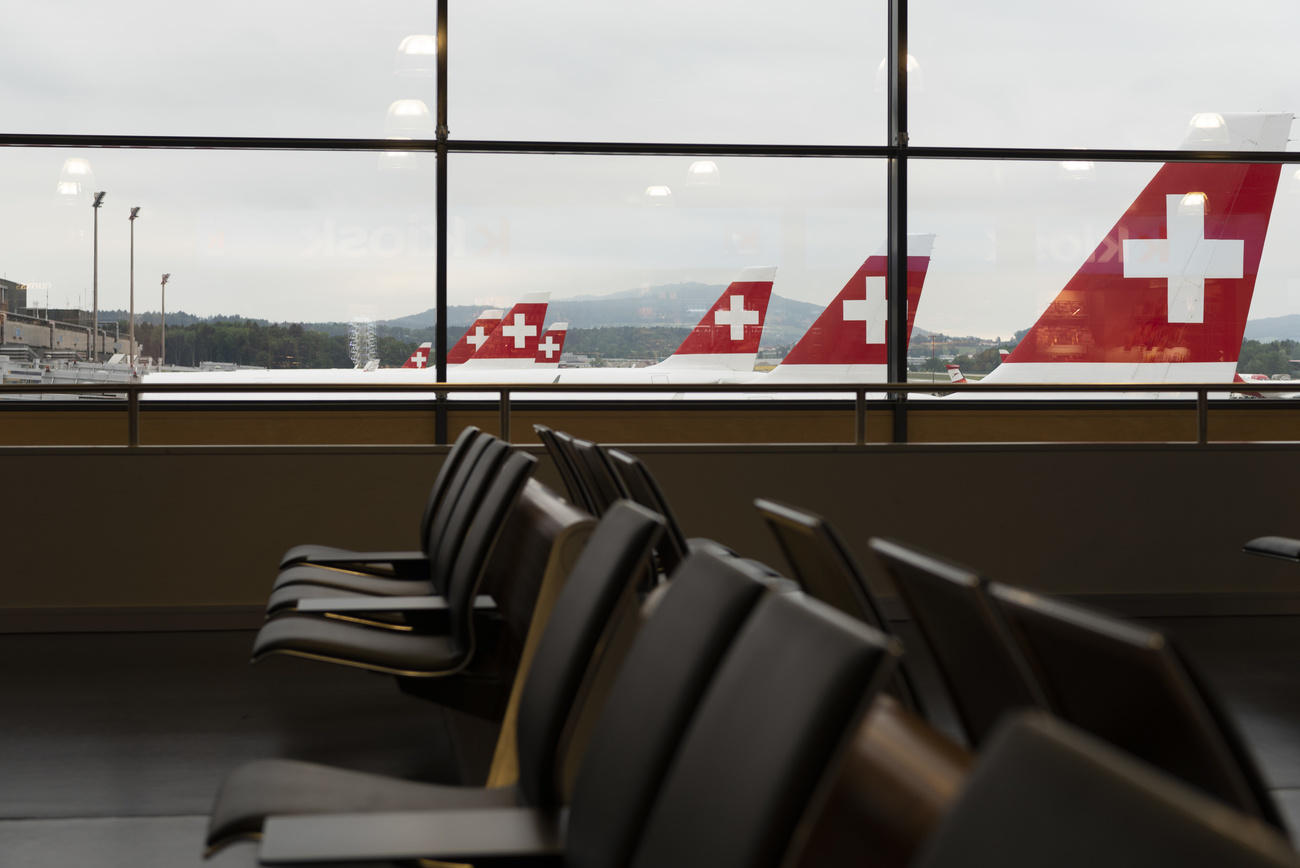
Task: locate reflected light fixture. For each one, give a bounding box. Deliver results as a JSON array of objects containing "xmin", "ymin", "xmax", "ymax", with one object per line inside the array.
[
  {"xmin": 395, "ymin": 34, "xmax": 438, "ymax": 76},
  {"xmin": 1185, "ymin": 112, "xmax": 1228, "ymax": 147},
  {"xmin": 384, "ymin": 99, "xmax": 435, "ymax": 137},
  {"xmin": 1178, "ymin": 191, "xmax": 1208, "ymax": 214},
  {"xmin": 644, "ymin": 185, "xmax": 674, "ymax": 205},
  {"xmin": 56, "ymin": 157, "xmax": 94, "ymax": 198},
  {"xmin": 874, "ymin": 54, "xmax": 924, "ymax": 92},
  {"xmin": 1059, "ymin": 160, "xmax": 1095, "ymax": 181},
  {"xmin": 378, "ymin": 136, "xmax": 417, "ymax": 172},
  {"xmin": 686, "ymin": 160, "xmax": 721, "ymax": 187}
]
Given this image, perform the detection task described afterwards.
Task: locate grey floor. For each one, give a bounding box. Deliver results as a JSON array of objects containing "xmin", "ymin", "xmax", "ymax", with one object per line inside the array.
[{"xmin": 1, "ymin": 616, "xmax": 1298, "ymax": 866}]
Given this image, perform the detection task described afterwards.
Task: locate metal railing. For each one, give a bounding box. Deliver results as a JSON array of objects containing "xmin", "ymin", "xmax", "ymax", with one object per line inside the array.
[{"xmin": 0, "ymin": 379, "xmax": 1297, "ymax": 448}]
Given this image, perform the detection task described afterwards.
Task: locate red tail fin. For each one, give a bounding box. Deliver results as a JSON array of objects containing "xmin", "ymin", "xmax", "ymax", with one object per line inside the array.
[
  {"xmin": 463, "ymin": 293, "xmax": 549, "ymax": 366},
  {"xmin": 535, "ymin": 323, "xmax": 567, "ymax": 367},
  {"xmin": 946, "ymin": 364, "xmax": 967, "ymax": 384},
  {"xmin": 656, "ymin": 266, "xmax": 776, "ymax": 371},
  {"xmin": 448, "ymin": 309, "xmax": 503, "ymax": 365},
  {"xmin": 401, "ymin": 342, "xmax": 432, "ymax": 369},
  {"xmin": 779, "ymin": 236, "xmax": 933, "ymax": 370},
  {"xmin": 994, "ymin": 113, "xmax": 1290, "ymax": 383}
]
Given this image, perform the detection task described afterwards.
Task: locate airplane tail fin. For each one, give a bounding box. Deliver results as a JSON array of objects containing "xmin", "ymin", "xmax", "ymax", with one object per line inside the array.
[
  {"xmin": 448, "ymin": 309, "xmax": 504, "ymax": 365},
  {"xmin": 535, "ymin": 322, "xmax": 568, "ymax": 367},
  {"xmin": 767, "ymin": 235, "xmax": 934, "ymax": 379},
  {"xmin": 462, "ymin": 293, "xmax": 550, "ymax": 367},
  {"xmin": 946, "ymin": 363, "xmax": 967, "ymax": 384},
  {"xmin": 401, "ymin": 342, "xmax": 433, "ymax": 369},
  {"xmin": 655, "ymin": 266, "xmax": 776, "ymax": 371},
  {"xmin": 991, "ymin": 112, "xmax": 1291, "ymax": 384}
]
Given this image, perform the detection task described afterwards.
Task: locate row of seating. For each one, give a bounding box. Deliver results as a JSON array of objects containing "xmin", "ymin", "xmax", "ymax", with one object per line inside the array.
[{"xmin": 201, "ymin": 426, "xmax": 1299, "ymax": 866}]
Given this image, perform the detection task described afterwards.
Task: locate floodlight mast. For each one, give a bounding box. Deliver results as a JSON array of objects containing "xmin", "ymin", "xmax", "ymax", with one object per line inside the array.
[
  {"xmin": 160, "ymin": 273, "xmax": 170, "ymax": 367},
  {"xmin": 129, "ymin": 207, "xmax": 140, "ymax": 372},
  {"xmin": 91, "ymin": 191, "xmax": 105, "ymax": 360}
]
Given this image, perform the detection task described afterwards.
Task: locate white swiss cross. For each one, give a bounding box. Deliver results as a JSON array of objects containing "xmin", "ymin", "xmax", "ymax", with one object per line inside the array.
[
  {"xmin": 466, "ymin": 326, "xmax": 490, "ymax": 349},
  {"xmin": 842, "ymin": 276, "xmax": 887, "ymax": 344},
  {"xmin": 714, "ymin": 294, "xmax": 759, "ymax": 341},
  {"xmin": 501, "ymin": 313, "xmax": 538, "ymax": 348},
  {"xmin": 1122, "ymin": 193, "xmax": 1243, "ymax": 324},
  {"xmin": 538, "ymin": 335, "xmax": 560, "ymax": 359},
  {"xmin": 410, "ymin": 348, "xmax": 428, "ymax": 368}
]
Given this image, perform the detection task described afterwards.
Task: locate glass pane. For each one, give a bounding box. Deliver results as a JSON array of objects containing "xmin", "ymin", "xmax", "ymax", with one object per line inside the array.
[
  {"xmin": 912, "ymin": 0, "xmax": 1299, "ymax": 149},
  {"xmin": 453, "ymin": 0, "xmax": 886, "ymax": 144},
  {"xmin": 2, "ymin": 1, "xmax": 436, "ymax": 137},
  {"xmin": 448, "ymin": 154, "xmax": 887, "ymax": 379},
  {"xmin": 909, "ymin": 157, "xmax": 1300, "ymax": 385},
  {"xmin": 3, "ymin": 147, "xmax": 435, "ymax": 368}
]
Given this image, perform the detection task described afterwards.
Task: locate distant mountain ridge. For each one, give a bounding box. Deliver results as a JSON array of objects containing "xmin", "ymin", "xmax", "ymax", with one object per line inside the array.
[
  {"xmin": 1244, "ymin": 315, "xmax": 1300, "ymax": 342},
  {"xmin": 383, "ymin": 283, "xmax": 824, "ymax": 345}
]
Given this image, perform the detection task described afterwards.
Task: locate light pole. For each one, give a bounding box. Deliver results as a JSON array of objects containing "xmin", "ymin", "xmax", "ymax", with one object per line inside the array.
[
  {"xmin": 160, "ymin": 273, "xmax": 170, "ymax": 368},
  {"xmin": 129, "ymin": 206, "xmax": 140, "ymax": 371},
  {"xmin": 91, "ymin": 191, "xmax": 105, "ymax": 360}
]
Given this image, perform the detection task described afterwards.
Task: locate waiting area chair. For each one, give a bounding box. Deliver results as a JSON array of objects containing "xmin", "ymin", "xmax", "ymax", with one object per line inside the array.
[
  {"xmin": 989, "ymin": 581, "xmax": 1288, "ymax": 833},
  {"xmin": 206, "ymin": 500, "xmax": 670, "ymax": 850},
  {"xmin": 757, "ymin": 499, "xmax": 925, "ymax": 715},
  {"xmin": 868, "ymin": 537, "xmax": 1047, "ymax": 746},
  {"xmin": 913, "ymin": 713, "xmax": 1299, "ymax": 868}
]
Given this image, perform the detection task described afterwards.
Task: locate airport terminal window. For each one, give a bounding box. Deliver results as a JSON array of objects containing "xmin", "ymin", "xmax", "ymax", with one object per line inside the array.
[{"xmin": 1, "ymin": 0, "xmax": 1297, "ymax": 425}]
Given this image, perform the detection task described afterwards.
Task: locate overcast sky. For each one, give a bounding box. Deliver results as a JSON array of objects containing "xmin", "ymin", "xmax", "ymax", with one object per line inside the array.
[{"xmin": 2, "ymin": 0, "xmax": 1299, "ymax": 338}]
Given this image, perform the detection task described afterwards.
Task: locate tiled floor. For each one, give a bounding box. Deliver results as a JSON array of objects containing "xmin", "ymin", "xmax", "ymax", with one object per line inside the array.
[{"xmin": 0, "ymin": 615, "xmax": 1296, "ymax": 865}]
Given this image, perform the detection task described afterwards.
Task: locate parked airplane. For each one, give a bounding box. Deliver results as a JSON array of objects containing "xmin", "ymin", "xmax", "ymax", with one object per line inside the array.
[
  {"xmin": 446, "ymin": 308, "xmax": 504, "ymax": 365},
  {"xmin": 142, "ymin": 268, "xmax": 776, "ymax": 396},
  {"xmin": 535, "ymin": 323, "xmax": 568, "ymax": 368},
  {"xmin": 968, "ymin": 112, "xmax": 1292, "ymax": 396}
]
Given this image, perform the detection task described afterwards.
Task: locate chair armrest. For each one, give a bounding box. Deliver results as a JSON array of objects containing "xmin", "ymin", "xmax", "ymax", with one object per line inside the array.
[
  {"xmin": 1243, "ymin": 536, "xmax": 1300, "ymax": 562},
  {"xmin": 306, "ymin": 551, "xmax": 429, "ymax": 580},
  {"xmin": 259, "ymin": 807, "xmax": 566, "ymax": 864},
  {"xmin": 294, "ymin": 594, "xmax": 497, "ymax": 615}
]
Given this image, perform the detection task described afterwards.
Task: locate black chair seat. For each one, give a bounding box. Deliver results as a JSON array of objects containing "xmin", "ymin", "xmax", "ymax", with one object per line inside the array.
[
  {"xmin": 253, "ymin": 613, "xmax": 462, "ymax": 675},
  {"xmin": 267, "ymin": 575, "xmax": 435, "ymax": 612},
  {"xmin": 1243, "ymin": 535, "xmax": 1300, "ymax": 562},
  {"xmin": 208, "ymin": 758, "xmax": 520, "ymax": 846}
]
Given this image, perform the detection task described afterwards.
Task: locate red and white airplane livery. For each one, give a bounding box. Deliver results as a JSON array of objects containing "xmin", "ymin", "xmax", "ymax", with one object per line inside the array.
[
  {"xmin": 446, "ymin": 308, "xmax": 505, "ymax": 365},
  {"xmin": 535, "ymin": 323, "xmax": 568, "ymax": 368},
  {"xmin": 977, "ymin": 112, "xmax": 1291, "ymax": 389},
  {"xmin": 749, "ymin": 235, "xmax": 934, "ymax": 383}
]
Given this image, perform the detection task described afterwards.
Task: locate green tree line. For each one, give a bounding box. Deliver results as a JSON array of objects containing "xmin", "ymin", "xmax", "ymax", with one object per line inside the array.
[{"xmin": 129, "ymin": 320, "xmax": 418, "ymax": 368}]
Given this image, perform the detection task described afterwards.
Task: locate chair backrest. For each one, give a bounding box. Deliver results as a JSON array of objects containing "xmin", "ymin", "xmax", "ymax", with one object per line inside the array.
[
  {"xmin": 605, "ymin": 447, "xmax": 692, "ymax": 576},
  {"xmin": 790, "ymin": 694, "xmax": 970, "ymax": 868},
  {"xmin": 416, "ymin": 425, "xmax": 480, "ymax": 549},
  {"xmin": 756, "ymin": 498, "xmax": 924, "ymax": 714},
  {"xmin": 565, "ymin": 551, "xmax": 777, "ymax": 867},
  {"xmin": 440, "ymin": 451, "xmax": 537, "ymax": 658},
  {"xmin": 532, "ymin": 424, "xmax": 591, "ymax": 511},
  {"xmin": 869, "ymin": 537, "xmax": 1046, "ymax": 747},
  {"xmin": 624, "ymin": 591, "xmax": 901, "ymax": 868},
  {"xmin": 513, "ymin": 501, "xmax": 665, "ymax": 808},
  {"xmin": 912, "ymin": 713, "xmax": 1300, "ymax": 868},
  {"xmin": 548, "ymin": 430, "xmax": 599, "ymax": 513},
  {"xmin": 567, "ymin": 437, "xmax": 625, "ymax": 517},
  {"xmin": 988, "ymin": 583, "xmax": 1285, "ymax": 831},
  {"xmin": 426, "ymin": 436, "xmax": 507, "ymax": 592}
]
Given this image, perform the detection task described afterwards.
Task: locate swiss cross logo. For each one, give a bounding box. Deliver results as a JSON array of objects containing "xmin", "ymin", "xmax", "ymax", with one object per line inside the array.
[
  {"xmin": 538, "ymin": 335, "xmax": 560, "ymax": 359},
  {"xmin": 713, "ymin": 294, "xmax": 759, "ymax": 341},
  {"xmin": 501, "ymin": 313, "xmax": 538, "ymax": 348},
  {"xmin": 842, "ymin": 276, "xmax": 887, "ymax": 345},
  {"xmin": 466, "ymin": 326, "xmax": 491, "ymax": 349},
  {"xmin": 409, "ymin": 347, "xmax": 429, "ymax": 368},
  {"xmin": 1122, "ymin": 193, "xmax": 1244, "ymax": 324}
]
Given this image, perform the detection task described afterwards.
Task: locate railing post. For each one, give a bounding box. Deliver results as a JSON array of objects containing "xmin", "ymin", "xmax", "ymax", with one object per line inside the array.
[
  {"xmin": 855, "ymin": 389, "xmax": 867, "ymax": 446},
  {"xmin": 499, "ymin": 389, "xmax": 511, "ymax": 443},
  {"xmin": 127, "ymin": 386, "xmax": 140, "ymax": 447},
  {"xmin": 1197, "ymin": 388, "xmax": 1208, "ymax": 445}
]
